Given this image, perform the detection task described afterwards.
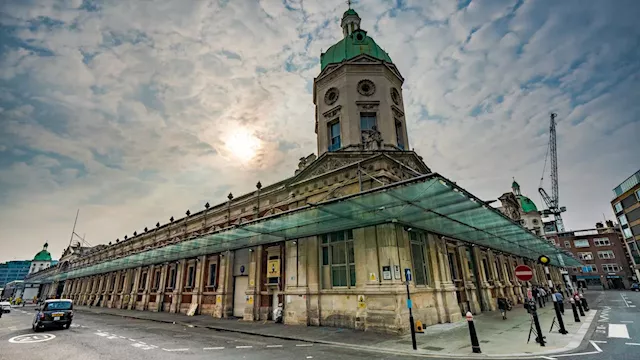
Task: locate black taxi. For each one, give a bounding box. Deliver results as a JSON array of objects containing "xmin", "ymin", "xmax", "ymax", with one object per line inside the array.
[{"xmin": 33, "ymin": 299, "xmax": 74, "ymax": 331}]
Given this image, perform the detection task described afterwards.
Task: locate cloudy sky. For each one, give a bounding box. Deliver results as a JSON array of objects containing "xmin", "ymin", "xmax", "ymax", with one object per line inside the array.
[{"xmin": 1, "ymin": 0, "xmax": 639, "ymax": 262}]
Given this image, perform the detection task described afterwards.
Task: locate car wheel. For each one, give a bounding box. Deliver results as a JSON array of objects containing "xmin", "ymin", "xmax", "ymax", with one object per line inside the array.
[
  {"xmin": 65, "ymin": 323, "xmax": 71, "ymax": 329},
  {"xmin": 34, "ymin": 324, "xmax": 41, "ymax": 332}
]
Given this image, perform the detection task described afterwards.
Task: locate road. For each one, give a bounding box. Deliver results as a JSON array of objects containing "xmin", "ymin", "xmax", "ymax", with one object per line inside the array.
[
  {"xmin": 0, "ymin": 307, "xmax": 420, "ymax": 360},
  {"xmin": 546, "ymin": 290, "xmax": 640, "ymax": 360}
]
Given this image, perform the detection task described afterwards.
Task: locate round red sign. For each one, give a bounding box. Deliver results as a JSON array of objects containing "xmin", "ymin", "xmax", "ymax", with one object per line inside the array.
[{"xmin": 514, "ymin": 264, "xmax": 534, "ymax": 282}]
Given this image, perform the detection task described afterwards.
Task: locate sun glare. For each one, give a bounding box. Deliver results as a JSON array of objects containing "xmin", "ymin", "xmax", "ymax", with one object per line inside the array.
[{"xmin": 224, "ymin": 128, "xmax": 261, "ymax": 163}]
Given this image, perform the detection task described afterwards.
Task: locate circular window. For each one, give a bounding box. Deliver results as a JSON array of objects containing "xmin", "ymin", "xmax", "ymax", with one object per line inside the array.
[
  {"xmin": 391, "ymin": 88, "xmax": 401, "ymax": 105},
  {"xmin": 324, "ymin": 87, "xmax": 339, "ymax": 105},
  {"xmin": 357, "ymin": 79, "xmax": 376, "ymax": 96},
  {"xmin": 356, "ymin": 33, "xmax": 364, "ymax": 41}
]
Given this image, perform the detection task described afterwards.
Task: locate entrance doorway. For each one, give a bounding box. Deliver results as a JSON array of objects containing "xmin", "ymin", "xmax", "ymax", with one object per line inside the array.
[{"xmin": 233, "ymin": 276, "xmax": 248, "ymax": 317}]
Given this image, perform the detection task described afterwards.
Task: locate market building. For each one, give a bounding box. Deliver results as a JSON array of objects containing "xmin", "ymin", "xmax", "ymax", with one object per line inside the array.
[
  {"xmin": 24, "ymin": 8, "xmax": 579, "ymax": 334},
  {"xmin": 611, "ymin": 169, "xmax": 640, "ymax": 280}
]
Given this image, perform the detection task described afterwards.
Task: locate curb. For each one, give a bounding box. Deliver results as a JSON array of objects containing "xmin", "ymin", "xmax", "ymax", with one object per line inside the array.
[{"xmin": 77, "ymin": 307, "xmax": 596, "ymax": 359}]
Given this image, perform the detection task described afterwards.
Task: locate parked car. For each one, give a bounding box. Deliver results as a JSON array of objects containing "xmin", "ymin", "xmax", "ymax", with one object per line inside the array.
[
  {"xmin": 33, "ymin": 299, "xmax": 73, "ymax": 331},
  {"xmin": 0, "ymin": 301, "xmax": 11, "ymax": 313}
]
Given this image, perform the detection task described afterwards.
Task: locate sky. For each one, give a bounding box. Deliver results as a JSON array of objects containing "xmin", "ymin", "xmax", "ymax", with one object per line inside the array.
[{"xmin": 1, "ymin": 0, "xmax": 639, "ymax": 262}]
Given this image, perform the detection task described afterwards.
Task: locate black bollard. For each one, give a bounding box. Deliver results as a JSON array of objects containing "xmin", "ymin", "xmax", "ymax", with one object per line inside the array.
[
  {"xmin": 529, "ymin": 300, "xmax": 546, "ymax": 346},
  {"xmin": 553, "ymin": 299, "xmax": 568, "ymax": 334},
  {"xmin": 580, "ymin": 295, "xmax": 589, "ymax": 311},
  {"xmin": 575, "ymin": 297, "xmax": 585, "ymax": 316},
  {"xmin": 465, "ymin": 312, "xmax": 482, "ymax": 353},
  {"xmin": 570, "ymin": 298, "xmax": 581, "ymax": 322}
]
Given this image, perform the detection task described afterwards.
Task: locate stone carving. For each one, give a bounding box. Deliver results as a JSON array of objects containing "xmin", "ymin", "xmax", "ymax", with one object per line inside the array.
[
  {"xmin": 322, "ymin": 106, "xmax": 341, "ymax": 119},
  {"xmin": 305, "ymin": 157, "xmax": 353, "ymax": 178},
  {"xmin": 357, "ymin": 79, "xmax": 376, "ymax": 96},
  {"xmin": 391, "ymin": 105, "xmax": 404, "ymax": 118},
  {"xmin": 361, "ymin": 126, "xmax": 383, "ymax": 150},
  {"xmin": 498, "ymin": 192, "xmax": 521, "ymax": 221},
  {"xmin": 296, "ymin": 153, "xmax": 317, "ymax": 175},
  {"xmin": 324, "ymin": 87, "xmax": 339, "ymax": 105},
  {"xmin": 391, "ymin": 87, "xmax": 401, "ymax": 105}
]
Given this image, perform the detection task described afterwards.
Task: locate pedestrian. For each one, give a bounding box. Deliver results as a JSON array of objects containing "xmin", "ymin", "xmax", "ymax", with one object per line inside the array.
[
  {"xmin": 554, "ymin": 288, "xmax": 564, "ymax": 314},
  {"xmin": 498, "ymin": 297, "xmax": 508, "ymax": 320},
  {"xmin": 538, "ymin": 286, "xmax": 546, "ymax": 307}
]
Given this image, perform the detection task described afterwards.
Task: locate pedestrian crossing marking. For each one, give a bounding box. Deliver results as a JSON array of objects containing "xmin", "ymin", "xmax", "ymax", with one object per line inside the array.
[{"xmin": 608, "ymin": 324, "xmax": 630, "ymax": 339}]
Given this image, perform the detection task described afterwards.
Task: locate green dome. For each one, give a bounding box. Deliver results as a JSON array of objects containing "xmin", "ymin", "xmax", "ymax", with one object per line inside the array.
[
  {"xmin": 343, "ymin": 9, "xmax": 358, "ymax": 18},
  {"xmin": 512, "ymin": 180, "xmax": 520, "ymax": 190},
  {"xmin": 33, "ymin": 250, "xmax": 52, "ymax": 262},
  {"xmin": 517, "ymin": 195, "xmax": 538, "ymax": 213},
  {"xmin": 320, "ymin": 29, "xmax": 393, "ymax": 70}
]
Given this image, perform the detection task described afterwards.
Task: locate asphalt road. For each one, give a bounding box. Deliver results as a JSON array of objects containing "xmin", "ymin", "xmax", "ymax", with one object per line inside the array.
[
  {"xmin": 545, "ymin": 290, "xmax": 640, "ymax": 360},
  {"xmin": 0, "ymin": 307, "xmax": 422, "ymax": 360}
]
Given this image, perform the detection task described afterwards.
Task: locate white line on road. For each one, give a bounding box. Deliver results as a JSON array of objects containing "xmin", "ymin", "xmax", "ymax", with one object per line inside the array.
[
  {"xmin": 608, "ymin": 324, "xmax": 630, "ymax": 339},
  {"xmin": 236, "ymin": 345, "xmax": 253, "ymax": 349},
  {"xmin": 590, "ymin": 340, "xmax": 607, "ymax": 343},
  {"xmin": 589, "ymin": 340, "xmax": 603, "ymax": 352},
  {"xmin": 538, "ymin": 356, "xmax": 556, "ymax": 360},
  {"xmin": 621, "ymin": 293, "xmax": 630, "ymax": 307},
  {"xmin": 266, "ymin": 345, "xmax": 283, "ymax": 348},
  {"xmin": 203, "ymin": 347, "xmax": 225, "ymax": 350},
  {"xmin": 626, "ymin": 343, "xmax": 640, "ymax": 346},
  {"xmin": 630, "ymin": 305, "xmax": 636, "ymax": 308},
  {"xmin": 621, "ymin": 320, "xmax": 634, "ymax": 323},
  {"xmin": 162, "ymin": 348, "xmax": 189, "ymax": 352},
  {"xmin": 128, "ymin": 338, "xmax": 136, "ymax": 342},
  {"xmin": 296, "ymin": 344, "xmax": 313, "ymax": 347}
]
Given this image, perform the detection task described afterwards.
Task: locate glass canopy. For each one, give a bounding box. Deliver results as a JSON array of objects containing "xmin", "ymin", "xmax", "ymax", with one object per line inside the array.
[{"xmin": 33, "ymin": 173, "xmax": 580, "ymax": 283}]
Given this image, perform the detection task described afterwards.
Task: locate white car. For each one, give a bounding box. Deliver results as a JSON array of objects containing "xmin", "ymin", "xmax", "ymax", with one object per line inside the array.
[{"xmin": 0, "ymin": 301, "xmax": 11, "ymax": 313}]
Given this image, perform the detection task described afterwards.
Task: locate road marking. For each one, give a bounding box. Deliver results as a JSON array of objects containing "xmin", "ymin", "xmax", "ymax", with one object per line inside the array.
[
  {"xmin": 630, "ymin": 305, "xmax": 636, "ymax": 307},
  {"xmin": 8, "ymin": 326, "xmax": 17, "ymax": 331},
  {"xmin": 236, "ymin": 345, "xmax": 253, "ymax": 349},
  {"xmin": 621, "ymin": 293, "xmax": 630, "ymax": 307},
  {"xmin": 131, "ymin": 343, "xmax": 157, "ymax": 350},
  {"xmin": 128, "ymin": 338, "xmax": 136, "ymax": 342},
  {"xmin": 95, "ymin": 332, "xmax": 108, "ymax": 337},
  {"xmin": 162, "ymin": 348, "xmax": 189, "ymax": 352},
  {"xmin": 9, "ymin": 334, "xmax": 56, "ymax": 343},
  {"xmin": 621, "ymin": 320, "xmax": 634, "ymax": 323},
  {"xmin": 590, "ymin": 340, "xmax": 607, "ymax": 343},
  {"xmin": 589, "ymin": 340, "xmax": 603, "ymax": 352},
  {"xmin": 296, "ymin": 344, "xmax": 313, "ymax": 347},
  {"xmin": 306, "ymin": 357, "xmax": 313, "ymax": 359},
  {"xmin": 266, "ymin": 344, "xmax": 283, "ymax": 348},
  {"xmin": 203, "ymin": 347, "xmax": 225, "ymax": 350},
  {"xmin": 539, "ymin": 356, "xmax": 556, "ymax": 360},
  {"xmin": 626, "ymin": 343, "xmax": 640, "ymax": 346},
  {"xmin": 608, "ymin": 324, "xmax": 630, "ymax": 339}
]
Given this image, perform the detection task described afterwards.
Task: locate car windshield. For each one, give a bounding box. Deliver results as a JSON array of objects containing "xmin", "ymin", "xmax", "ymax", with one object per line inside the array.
[{"xmin": 45, "ymin": 301, "xmax": 72, "ymax": 311}]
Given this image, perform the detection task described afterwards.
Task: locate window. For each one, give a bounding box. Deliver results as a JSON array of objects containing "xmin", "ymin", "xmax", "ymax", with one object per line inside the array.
[
  {"xmin": 532, "ymin": 219, "xmax": 539, "ymax": 225},
  {"xmin": 410, "ymin": 232, "xmax": 430, "ymax": 285},
  {"xmin": 619, "ymin": 214, "xmax": 628, "ymax": 226},
  {"xmin": 139, "ymin": 272, "xmax": 147, "ymax": 290},
  {"xmin": 623, "ymin": 227, "xmax": 633, "ymax": 239},
  {"xmin": 574, "ymin": 239, "xmax": 590, "ymax": 248},
  {"xmin": 208, "ymin": 263, "xmax": 217, "ymax": 287},
  {"xmin": 360, "ymin": 112, "xmax": 377, "ymax": 142},
  {"xmin": 564, "ymin": 241, "xmax": 571, "ymax": 248},
  {"xmin": 481, "ymin": 258, "xmax": 492, "ymax": 281},
  {"xmin": 447, "ymin": 252, "xmax": 458, "ymax": 280},
  {"xmin": 328, "ymin": 121, "xmax": 341, "ymax": 151},
  {"xmin": 636, "ymin": 189, "xmax": 640, "ymax": 202},
  {"xmin": 594, "ymin": 238, "xmax": 611, "ymax": 246},
  {"xmin": 577, "ymin": 252, "xmax": 593, "ymax": 260},
  {"xmin": 186, "ymin": 265, "xmax": 195, "ymax": 288},
  {"xmin": 320, "ymin": 230, "xmax": 355, "ymax": 288},
  {"xmin": 153, "ymin": 271, "xmax": 161, "ymax": 290},
  {"xmin": 494, "ymin": 260, "xmax": 503, "ymax": 280},
  {"xmin": 614, "ymin": 202, "xmax": 623, "ymax": 213},
  {"xmin": 602, "ymin": 264, "xmax": 621, "ymax": 272},
  {"xmin": 167, "ymin": 268, "xmax": 176, "ymax": 289},
  {"xmin": 598, "ymin": 250, "xmax": 615, "ymax": 260},
  {"xmin": 581, "ymin": 265, "xmax": 597, "ymax": 273},
  {"xmin": 395, "ymin": 120, "xmax": 404, "ymax": 149}
]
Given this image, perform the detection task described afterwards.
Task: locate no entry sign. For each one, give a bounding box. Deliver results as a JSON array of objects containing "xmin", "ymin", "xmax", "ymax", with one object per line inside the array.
[{"xmin": 515, "ymin": 264, "xmax": 534, "ymax": 282}]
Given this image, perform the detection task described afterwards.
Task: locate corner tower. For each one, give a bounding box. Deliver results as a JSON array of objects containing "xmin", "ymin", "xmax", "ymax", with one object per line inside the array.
[{"xmin": 314, "ymin": 8, "xmax": 409, "ymax": 156}]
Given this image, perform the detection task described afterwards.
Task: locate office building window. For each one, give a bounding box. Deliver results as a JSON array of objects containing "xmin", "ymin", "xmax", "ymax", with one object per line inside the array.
[
  {"xmin": 410, "ymin": 231, "xmax": 430, "ymax": 286},
  {"xmin": 619, "ymin": 214, "xmax": 628, "ymax": 226},
  {"xmin": 321, "ymin": 230, "xmax": 355, "ymax": 288},
  {"xmin": 623, "ymin": 227, "xmax": 633, "ymax": 239},
  {"xmin": 574, "ymin": 239, "xmax": 590, "ymax": 248},
  {"xmin": 602, "ymin": 264, "xmax": 621, "ymax": 272},
  {"xmin": 614, "ymin": 202, "xmax": 623, "ymax": 213},
  {"xmin": 594, "ymin": 238, "xmax": 611, "ymax": 246},
  {"xmin": 582, "ymin": 265, "xmax": 597, "ymax": 273},
  {"xmin": 328, "ymin": 121, "xmax": 341, "ymax": 151},
  {"xmin": 360, "ymin": 112, "xmax": 377, "ymax": 142},
  {"xmin": 577, "ymin": 252, "xmax": 593, "ymax": 260},
  {"xmin": 598, "ymin": 250, "xmax": 615, "ymax": 260},
  {"xmin": 395, "ymin": 120, "xmax": 404, "ymax": 149}
]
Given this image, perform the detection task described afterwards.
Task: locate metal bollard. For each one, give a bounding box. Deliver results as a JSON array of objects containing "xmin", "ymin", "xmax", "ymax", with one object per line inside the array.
[
  {"xmin": 575, "ymin": 296, "xmax": 585, "ymax": 316},
  {"xmin": 529, "ymin": 300, "xmax": 546, "ymax": 346},
  {"xmin": 466, "ymin": 312, "xmax": 482, "ymax": 353},
  {"xmin": 569, "ymin": 298, "xmax": 580, "ymax": 322},
  {"xmin": 579, "ymin": 294, "xmax": 589, "ymax": 311},
  {"xmin": 553, "ymin": 298, "xmax": 568, "ymax": 335}
]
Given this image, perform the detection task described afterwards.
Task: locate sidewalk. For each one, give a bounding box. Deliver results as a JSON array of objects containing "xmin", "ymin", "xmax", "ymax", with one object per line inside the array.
[{"xmin": 75, "ymin": 295, "xmax": 598, "ymax": 358}]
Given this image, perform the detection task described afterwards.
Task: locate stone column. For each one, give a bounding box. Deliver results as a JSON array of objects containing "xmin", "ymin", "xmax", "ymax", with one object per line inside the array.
[
  {"xmin": 171, "ymin": 260, "xmax": 186, "ymax": 313},
  {"xmin": 191, "ymin": 257, "xmax": 206, "ymax": 315},
  {"xmin": 121, "ymin": 269, "xmax": 133, "ymax": 309},
  {"xmin": 244, "ymin": 248, "xmax": 261, "ymax": 321},
  {"xmin": 429, "ymin": 234, "xmax": 462, "ymax": 324},
  {"xmin": 216, "ymin": 251, "xmax": 234, "ymax": 318},
  {"xmin": 128, "ymin": 267, "xmax": 142, "ymax": 310},
  {"xmin": 156, "ymin": 264, "xmax": 168, "ymax": 312},
  {"xmin": 143, "ymin": 265, "xmax": 154, "ymax": 310},
  {"xmin": 473, "ymin": 247, "xmax": 494, "ymax": 311},
  {"xmin": 500, "ymin": 255, "xmax": 517, "ymax": 304},
  {"xmin": 457, "ymin": 246, "xmax": 481, "ymax": 314}
]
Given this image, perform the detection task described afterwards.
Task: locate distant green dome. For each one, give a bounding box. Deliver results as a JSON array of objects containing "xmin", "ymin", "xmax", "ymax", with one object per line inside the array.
[
  {"xmin": 321, "ymin": 31, "xmax": 392, "ymax": 71},
  {"xmin": 343, "ymin": 9, "xmax": 358, "ymax": 18},
  {"xmin": 33, "ymin": 250, "xmax": 52, "ymax": 262},
  {"xmin": 517, "ymin": 195, "xmax": 538, "ymax": 213}
]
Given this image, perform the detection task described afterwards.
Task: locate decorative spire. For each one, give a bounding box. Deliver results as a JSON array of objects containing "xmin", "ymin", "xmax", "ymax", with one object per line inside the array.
[
  {"xmin": 341, "ymin": 2, "xmax": 361, "ymax": 38},
  {"xmin": 43, "ymin": 242, "xmax": 48, "ymax": 250},
  {"xmin": 511, "ymin": 177, "xmax": 521, "ymax": 196}
]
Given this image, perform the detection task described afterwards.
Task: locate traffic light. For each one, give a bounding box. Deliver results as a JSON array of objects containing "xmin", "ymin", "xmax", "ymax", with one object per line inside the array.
[{"xmin": 537, "ymin": 255, "xmax": 550, "ymax": 265}]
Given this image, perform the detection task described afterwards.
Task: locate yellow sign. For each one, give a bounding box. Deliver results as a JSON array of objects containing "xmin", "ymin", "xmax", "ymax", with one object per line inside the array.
[
  {"xmin": 247, "ymin": 295, "xmax": 254, "ymax": 305},
  {"xmin": 357, "ymin": 295, "xmax": 366, "ymax": 309},
  {"xmin": 267, "ymin": 259, "xmax": 281, "ymax": 278},
  {"xmin": 216, "ymin": 295, "xmax": 222, "ymax": 304},
  {"xmin": 369, "ymin": 273, "xmax": 377, "ymax": 281}
]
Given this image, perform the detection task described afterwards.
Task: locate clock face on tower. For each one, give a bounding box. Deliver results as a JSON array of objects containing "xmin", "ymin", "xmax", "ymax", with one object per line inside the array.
[{"xmin": 324, "ymin": 87, "xmax": 339, "ymax": 105}]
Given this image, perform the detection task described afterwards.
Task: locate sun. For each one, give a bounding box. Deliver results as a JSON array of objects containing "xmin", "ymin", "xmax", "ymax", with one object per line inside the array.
[{"xmin": 224, "ymin": 128, "xmax": 261, "ymax": 163}]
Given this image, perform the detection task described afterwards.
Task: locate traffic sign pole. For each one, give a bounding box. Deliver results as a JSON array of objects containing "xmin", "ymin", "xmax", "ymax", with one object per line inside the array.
[{"xmin": 405, "ymin": 268, "xmax": 417, "ymax": 351}]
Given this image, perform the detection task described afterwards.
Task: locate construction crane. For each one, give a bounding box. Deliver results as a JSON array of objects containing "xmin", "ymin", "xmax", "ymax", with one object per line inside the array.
[{"xmin": 538, "ymin": 113, "xmax": 567, "ymax": 232}]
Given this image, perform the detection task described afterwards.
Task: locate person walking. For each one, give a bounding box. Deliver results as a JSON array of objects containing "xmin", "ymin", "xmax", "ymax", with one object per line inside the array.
[
  {"xmin": 554, "ymin": 287, "xmax": 565, "ymax": 314},
  {"xmin": 498, "ymin": 297, "xmax": 508, "ymax": 320},
  {"xmin": 538, "ymin": 286, "xmax": 546, "ymax": 307}
]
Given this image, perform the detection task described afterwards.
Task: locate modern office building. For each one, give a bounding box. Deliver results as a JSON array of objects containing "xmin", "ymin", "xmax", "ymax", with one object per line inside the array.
[
  {"xmin": 25, "ymin": 7, "xmax": 578, "ymax": 334},
  {"xmin": 611, "ymin": 169, "xmax": 640, "ymax": 280},
  {"xmin": 0, "ymin": 260, "xmax": 31, "ymax": 288}
]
